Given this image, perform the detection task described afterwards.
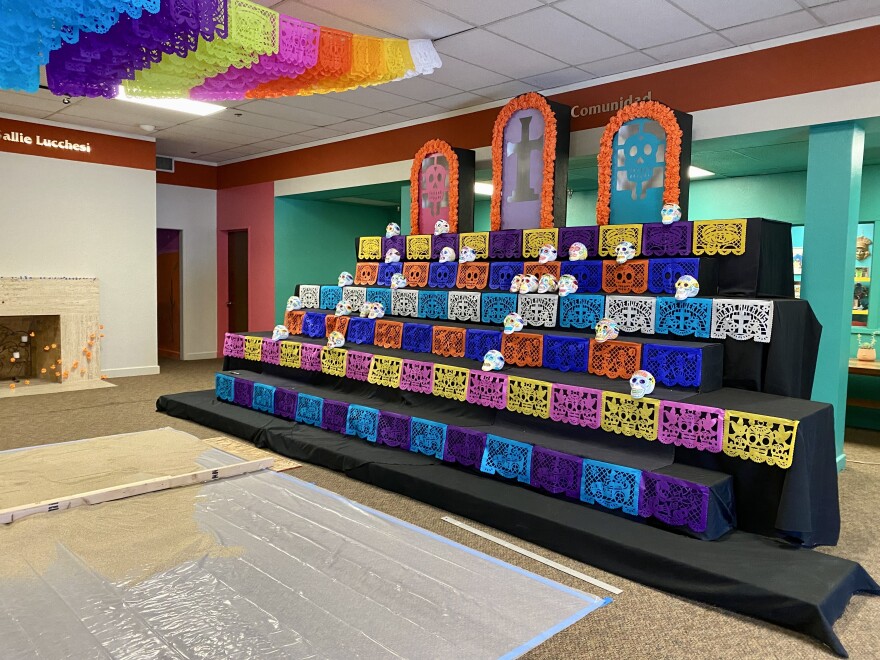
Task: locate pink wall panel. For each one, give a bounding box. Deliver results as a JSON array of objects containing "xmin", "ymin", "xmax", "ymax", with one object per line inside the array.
[{"xmin": 217, "ymin": 182, "xmax": 275, "ymax": 352}]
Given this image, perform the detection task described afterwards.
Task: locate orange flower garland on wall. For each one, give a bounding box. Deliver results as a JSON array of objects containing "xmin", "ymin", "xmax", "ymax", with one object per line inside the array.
[
  {"xmin": 596, "ymin": 101, "xmax": 683, "ymax": 226},
  {"xmin": 409, "ymin": 139, "xmax": 459, "ymax": 235},
  {"xmin": 490, "ymin": 92, "xmax": 558, "ymax": 231}
]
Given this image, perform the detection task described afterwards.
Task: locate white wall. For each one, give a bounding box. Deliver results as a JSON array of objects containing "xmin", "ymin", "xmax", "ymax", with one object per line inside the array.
[
  {"xmin": 0, "ymin": 151, "xmax": 158, "ymax": 376},
  {"xmin": 156, "ymin": 184, "xmax": 218, "ymax": 359}
]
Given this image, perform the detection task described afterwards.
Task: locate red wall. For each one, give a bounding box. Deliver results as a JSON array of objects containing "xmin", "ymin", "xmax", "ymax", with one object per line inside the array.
[{"xmin": 217, "ymin": 182, "xmax": 275, "ymax": 350}]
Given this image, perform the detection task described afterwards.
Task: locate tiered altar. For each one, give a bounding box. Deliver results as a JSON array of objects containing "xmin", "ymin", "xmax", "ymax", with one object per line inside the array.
[{"xmin": 159, "ymin": 95, "xmax": 878, "ymax": 655}]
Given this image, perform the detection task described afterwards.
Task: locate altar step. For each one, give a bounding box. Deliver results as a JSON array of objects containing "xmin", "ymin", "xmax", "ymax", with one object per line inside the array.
[
  {"xmin": 212, "ymin": 368, "xmax": 736, "ymax": 540},
  {"xmin": 278, "ymin": 310, "xmax": 722, "ymax": 392}
]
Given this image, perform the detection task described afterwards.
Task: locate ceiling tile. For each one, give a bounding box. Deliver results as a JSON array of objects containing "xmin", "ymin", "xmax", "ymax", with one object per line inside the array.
[
  {"xmin": 234, "ymin": 100, "xmax": 337, "ymax": 126},
  {"xmin": 332, "ymin": 87, "xmax": 420, "ymax": 111},
  {"xmin": 799, "ymin": 0, "xmax": 838, "ymax": 5},
  {"xmin": 643, "ymin": 32, "xmax": 733, "ymax": 62},
  {"xmin": 810, "ymin": 0, "xmax": 880, "ymax": 24},
  {"xmin": 487, "ymin": 6, "xmax": 632, "ymax": 65},
  {"xmin": 470, "ymin": 80, "xmax": 539, "ymax": 101},
  {"xmin": 672, "ymin": 0, "xmax": 802, "ymax": 29},
  {"xmin": 0, "ymin": 105, "xmax": 55, "ymax": 120},
  {"xmin": 156, "ymin": 136, "xmax": 240, "ymax": 157},
  {"xmin": 425, "ymin": 55, "xmax": 512, "ymax": 91},
  {"xmin": 0, "ymin": 88, "xmax": 78, "ymax": 113},
  {"xmin": 269, "ymin": 94, "xmax": 377, "ymax": 119},
  {"xmin": 720, "ymin": 10, "xmax": 822, "ymax": 45},
  {"xmin": 325, "ymin": 118, "xmax": 377, "ymax": 133},
  {"xmin": 393, "ymin": 103, "xmax": 446, "ymax": 119},
  {"xmin": 579, "ymin": 51, "xmax": 659, "ymax": 77},
  {"xmin": 298, "ymin": 0, "xmax": 471, "ymax": 38},
  {"xmin": 429, "ymin": 92, "xmax": 491, "ymax": 110},
  {"xmin": 298, "ymin": 126, "xmax": 344, "ymax": 139},
  {"xmin": 418, "ymin": 0, "xmax": 542, "ymax": 25},
  {"xmin": 555, "ymin": 0, "xmax": 709, "ymax": 49},
  {"xmin": 357, "ymin": 111, "xmax": 412, "ymax": 127},
  {"xmin": 435, "ymin": 29, "xmax": 566, "ymax": 78},
  {"xmin": 35, "ymin": 115, "xmax": 148, "ymax": 136},
  {"xmin": 382, "ymin": 76, "xmax": 466, "ymax": 101},
  {"xmin": 520, "ymin": 67, "xmax": 596, "ymax": 90},
  {"xmin": 55, "ymin": 97, "xmax": 188, "ymax": 129},
  {"xmin": 272, "ymin": 0, "xmax": 394, "ymax": 36},
  {"xmin": 217, "ymin": 109, "xmax": 315, "ymax": 134},
  {"xmin": 274, "ymin": 134, "xmax": 314, "ymax": 146},
  {"xmin": 193, "ymin": 116, "xmax": 290, "ymax": 141}
]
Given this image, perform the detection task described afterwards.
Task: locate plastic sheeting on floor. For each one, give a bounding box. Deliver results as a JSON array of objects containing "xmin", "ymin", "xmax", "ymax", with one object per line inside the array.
[{"xmin": 0, "ymin": 447, "xmax": 607, "ymax": 659}]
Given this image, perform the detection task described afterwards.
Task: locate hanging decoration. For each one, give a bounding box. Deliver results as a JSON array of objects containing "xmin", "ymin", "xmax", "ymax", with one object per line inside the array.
[{"xmin": 6, "ymin": 0, "xmax": 442, "ymax": 100}]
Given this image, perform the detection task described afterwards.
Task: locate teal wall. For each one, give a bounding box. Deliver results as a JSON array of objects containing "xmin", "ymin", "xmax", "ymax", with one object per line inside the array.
[{"xmin": 274, "ymin": 198, "xmax": 395, "ymax": 324}]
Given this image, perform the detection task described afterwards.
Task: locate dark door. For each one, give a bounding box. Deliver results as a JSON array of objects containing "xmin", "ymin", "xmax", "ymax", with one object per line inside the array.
[
  {"xmin": 157, "ymin": 229, "xmax": 181, "ymax": 359},
  {"xmin": 227, "ymin": 230, "xmax": 249, "ymax": 332}
]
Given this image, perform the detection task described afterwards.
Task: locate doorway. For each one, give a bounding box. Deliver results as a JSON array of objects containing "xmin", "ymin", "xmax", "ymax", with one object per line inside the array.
[
  {"xmin": 156, "ymin": 228, "xmax": 181, "ymax": 359},
  {"xmin": 227, "ymin": 230, "xmax": 249, "ymax": 332}
]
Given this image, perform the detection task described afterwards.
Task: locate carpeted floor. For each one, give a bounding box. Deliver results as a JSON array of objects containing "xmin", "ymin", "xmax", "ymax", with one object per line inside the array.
[{"xmin": 1, "ymin": 358, "xmax": 878, "ymax": 659}]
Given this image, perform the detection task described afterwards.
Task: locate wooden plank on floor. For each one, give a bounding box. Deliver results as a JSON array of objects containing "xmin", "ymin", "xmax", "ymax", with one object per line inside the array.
[{"xmin": 202, "ymin": 436, "xmax": 302, "ymax": 471}]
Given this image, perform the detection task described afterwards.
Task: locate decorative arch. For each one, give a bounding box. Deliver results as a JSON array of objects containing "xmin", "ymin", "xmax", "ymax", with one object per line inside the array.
[
  {"xmin": 596, "ymin": 100, "xmax": 683, "ymax": 226},
  {"xmin": 409, "ymin": 139, "xmax": 459, "ymax": 235}
]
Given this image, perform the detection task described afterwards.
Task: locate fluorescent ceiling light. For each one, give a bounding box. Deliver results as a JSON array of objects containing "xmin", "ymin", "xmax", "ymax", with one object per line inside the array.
[
  {"xmin": 474, "ymin": 182, "xmax": 493, "ymax": 195},
  {"xmin": 688, "ymin": 165, "xmax": 715, "ymax": 179},
  {"xmin": 116, "ymin": 87, "xmax": 226, "ymax": 116}
]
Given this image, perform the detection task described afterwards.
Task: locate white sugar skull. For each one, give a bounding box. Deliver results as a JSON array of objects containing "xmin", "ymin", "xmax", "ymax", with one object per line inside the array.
[
  {"xmin": 594, "ymin": 318, "xmax": 619, "ymax": 343},
  {"xmin": 674, "ymin": 275, "xmax": 700, "ymax": 301},
  {"xmin": 386, "ymin": 222, "xmax": 401, "ymax": 238},
  {"xmin": 359, "ymin": 303, "xmax": 372, "ymax": 317},
  {"xmin": 434, "ymin": 219, "xmax": 450, "ymax": 235},
  {"xmin": 286, "ymin": 296, "xmax": 302, "ymax": 311},
  {"xmin": 503, "ymin": 312, "xmax": 525, "ymax": 335},
  {"xmin": 335, "ymin": 300, "xmax": 353, "ymax": 317},
  {"xmin": 660, "ymin": 203, "xmax": 682, "ymax": 225},
  {"xmin": 629, "ymin": 370, "xmax": 656, "ymax": 399},
  {"xmin": 439, "ymin": 246, "xmax": 456, "ymax": 263},
  {"xmin": 370, "ymin": 302, "xmax": 385, "ymax": 319},
  {"xmin": 509, "ymin": 274, "xmax": 525, "ymax": 294},
  {"xmin": 384, "ymin": 248, "xmax": 401, "ymax": 264},
  {"xmin": 327, "ymin": 330, "xmax": 345, "ymax": 349},
  {"xmin": 568, "ymin": 242, "xmax": 588, "ymax": 261},
  {"xmin": 519, "ymin": 274, "xmax": 539, "ymax": 294},
  {"xmin": 272, "ymin": 324, "xmax": 290, "ymax": 341},
  {"xmin": 557, "ymin": 274, "xmax": 579, "ymax": 297},
  {"xmin": 338, "ymin": 271, "xmax": 354, "ymax": 287},
  {"xmin": 390, "ymin": 273, "xmax": 408, "ymax": 290},
  {"xmin": 459, "ymin": 246, "xmax": 477, "ymax": 263},
  {"xmin": 482, "ymin": 349, "xmax": 505, "ymax": 371},
  {"xmin": 615, "ymin": 241, "xmax": 636, "ymax": 264},
  {"xmin": 538, "ymin": 273, "xmax": 558, "ymax": 294},
  {"xmin": 538, "ymin": 244, "xmax": 558, "ymax": 264}
]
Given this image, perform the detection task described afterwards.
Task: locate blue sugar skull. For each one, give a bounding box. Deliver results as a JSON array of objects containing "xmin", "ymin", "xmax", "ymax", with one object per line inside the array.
[
  {"xmin": 286, "ymin": 296, "xmax": 303, "ymax": 311},
  {"xmin": 338, "ymin": 271, "xmax": 354, "ymax": 287},
  {"xmin": 620, "ymin": 122, "xmax": 662, "ymax": 200},
  {"xmin": 335, "ymin": 300, "xmax": 353, "ymax": 316},
  {"xmin": 384, "ymin": 248, "xmax": 401, "ymax": 264},
  {"xmin": 503, "ymin": 312, "xmax": 525, "ymax": 335},
  {"xmin": 660, "ymin": 203, "xmax": 682, "ymax": 225},
  {"xmin": 459, "ymin": 246, "xmax": 477, "ymax": 263},
  {"xmin": 386, "ymin": 222, "xmax": 401, "ymax": 238},
  {"xmin": 390, "ymin": 273, "xmax": 408, "ymax": 290},
  {"xmin": 482, "ymin": 349, "xmax": 505, "ymax": 372},
  {"xmin": 272, "ymin": 325, "xmax": 290, "ymax": 341},
  {"xmin": 439, "ymin": 246, "xmax": 456, "ymax": 263},
  {"xmin": 327, "ymin": 331, "xmax": 346, "ymax": 349},
  {"xmin": 629, "ymin": 370, "xmax": 655, "ymax": 399}
]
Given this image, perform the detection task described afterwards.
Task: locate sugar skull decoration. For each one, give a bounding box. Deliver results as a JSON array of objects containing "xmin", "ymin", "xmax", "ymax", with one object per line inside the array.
[
  {"xmin": 537, "ymin": 274, "xmax": 558, "ymax": 294},
  {"xmin": 390, "ymin": 273, "xmax": 408, "ymax": 290},
  {"xmin": 594, "ymin": 318, "xmax": 620, "ymax": 343},
  {"xmin": 286, "ymin": 296, "xmax": 303, "ymax": 311},
  {"xmin": 338, "ymin": 271, "xmax": 354, "ymax": 287},
  {"xmin": 326, "ymin": 331, "xmax": 346, "ymax": 349},
  {"xmin": 674, "ymin": 275, "xmax": 700, "ymax": 301},
  {"xmin": 615, "ymin": 241, "xmax": 636, "ymax": 264},
  {"xmin": 359, "ymin": 302, "xmax": 385, "ymax": 319},
  {"xmin": 557, "ymin": 274, "xmax": 579, "ymax": 297},
  {"xmin": 503, "ymin": 312, "xmax": 525, "ymax": 335},
  {"xmin": 568, "ymin": 242, "xmax": 588, "ymax": 261},
  {"xmin": 482, "ymin": 349, "xmax": 505, "ymax": 371},
  {"xmin": 386, "ymin": 222, "xmax": 401, "ymax": 238},
  {"xmin": 629, "ymin": 370, "xmax": 656, "ymax": 399},
  {"xmin": 334, "ymin": 300, "xmax": 353, "ymax": 317},
  {"xmin": 271, "ymin": 325, "xmax": 290, "ymax": 341},
  {"xmin": 660, "ymin": 203, "xmax": 682, "ymax": 225},
  {"xmin": 519, "ymin": 274, "xmax": 539, "ymax": 294},
  {"xmin": 434, "ymin": 219, "xmax": 450, "ymax": 235},
  {"xmin": 384, "ymin": 248, "xmax": 401, "ymax": 264},
  {"xmin": 438, "ymin": 246, "xmax": 456, "ymax": 263},
  {"xmin": 459, "ymin": 246, "xmax": 477, "ymax": 263},
  {"xmin": 538, "ymin": 244, "xmax": 558, "ymax": 264},
  {"xmin": 509, "ymin": 274, "xmax": 525, "ymax": 294}
]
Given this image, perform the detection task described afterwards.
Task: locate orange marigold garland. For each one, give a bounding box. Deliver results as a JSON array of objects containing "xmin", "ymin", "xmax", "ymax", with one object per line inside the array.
[
  {"xmin": 409, "ymin": 139, "xmax": 459, "ymax": 235},
  {"xmin": 596, "ymin": 101, "xmax": 682, "ymax": 226},
  {"xmin": 490, "ymin": 92, "xmax": 558, "ymax": 231}
]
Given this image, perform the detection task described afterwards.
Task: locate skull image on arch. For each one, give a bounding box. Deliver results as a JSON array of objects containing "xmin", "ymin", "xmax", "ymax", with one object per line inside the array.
[
  {"xmin": 421, "ymin": 154, "xmax": 449, "ymax": 227},
  {"xmin": 617, "ymin": 120, "xmax": 665, "ymax": 200}
]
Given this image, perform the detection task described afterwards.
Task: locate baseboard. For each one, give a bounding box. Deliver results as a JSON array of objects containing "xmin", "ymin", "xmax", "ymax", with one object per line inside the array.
[
  {"xmin": 182, "ymin": 351, "xmax": 218, "ymax": 360},
  {"xmin": 102, "ymin": 365, "xmax": 161, "ymax": 378},
  {"xmin": 158, "ymin": 348, "xmax": 180, "ymax": 359},
  {"xmin": 837, "ymin": 452, "xmax": 847, "ymax": 472}
]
